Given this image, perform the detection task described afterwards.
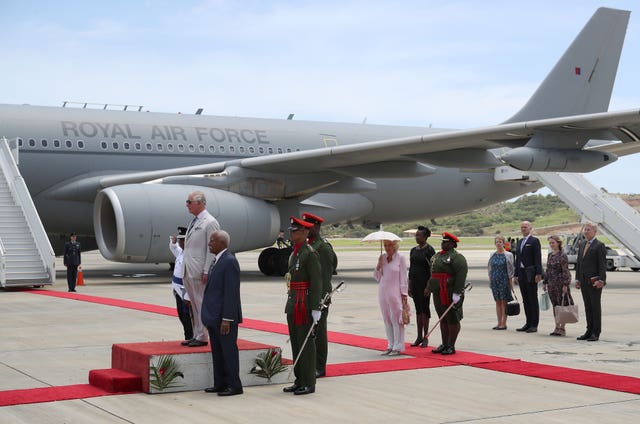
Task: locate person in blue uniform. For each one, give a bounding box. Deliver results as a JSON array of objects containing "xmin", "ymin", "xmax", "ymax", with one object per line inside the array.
[{"xmin": 63, "ymin": 233, "xmax": 81, "ymax": 292}]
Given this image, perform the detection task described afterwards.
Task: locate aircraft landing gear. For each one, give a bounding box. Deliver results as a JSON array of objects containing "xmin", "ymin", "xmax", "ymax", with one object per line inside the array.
[{"xmin": 258, "ymin": 246, "xmax": 292, "ymax": 276}]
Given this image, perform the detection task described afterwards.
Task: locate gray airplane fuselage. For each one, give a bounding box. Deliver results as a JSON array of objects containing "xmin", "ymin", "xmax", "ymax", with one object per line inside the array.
[{"xmin": 0, "ymin": 104, "xmax": 536, "ymax": 257}]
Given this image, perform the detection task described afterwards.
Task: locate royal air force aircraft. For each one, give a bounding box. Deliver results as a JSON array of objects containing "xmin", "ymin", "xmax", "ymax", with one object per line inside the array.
[{"xmin": 1, "ymin": 7, "xmax": 640, "ymax": 276}]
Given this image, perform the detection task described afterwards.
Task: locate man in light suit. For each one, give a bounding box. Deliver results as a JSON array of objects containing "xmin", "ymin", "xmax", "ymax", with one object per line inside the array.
[
  {"xmin": 182, "ymin": 191, "xmax": 220, "ymax": 347},
  {"xmin": 575, "ymin": 222, "xmax": 607, "ymax": 342},
  {"xmin": 514, "ymin": 221, "xmax": 543, "ymax": 333},
  {"xmin": 202, "ymin": 230, "xmax": 243, "ymax": 396}
]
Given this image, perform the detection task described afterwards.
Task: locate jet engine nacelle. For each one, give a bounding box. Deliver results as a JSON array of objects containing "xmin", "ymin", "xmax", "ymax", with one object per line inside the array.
[
  {"xmin": 499, "ymin": 147, "xmax": 617, "ymax": 172},
  {"xmin": 94, "ymin": 184, "xmax": 280, "ymax": 262}
]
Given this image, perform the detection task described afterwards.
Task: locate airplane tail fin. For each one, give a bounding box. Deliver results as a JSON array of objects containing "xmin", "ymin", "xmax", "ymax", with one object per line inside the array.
[{"xmin": 504, "ymin": 7, "xmax": 630, "ymax": 124}]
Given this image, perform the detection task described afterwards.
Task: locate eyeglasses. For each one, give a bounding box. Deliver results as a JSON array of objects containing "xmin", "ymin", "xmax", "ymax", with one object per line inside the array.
[{"xmin": 186, "ymin": 200, "xmax": 196, "ymax": 204}]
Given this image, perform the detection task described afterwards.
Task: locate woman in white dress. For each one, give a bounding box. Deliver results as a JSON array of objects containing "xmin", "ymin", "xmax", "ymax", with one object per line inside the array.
[{"xmin": 374, "ymin": 239, "xmax": 408, "ymax": 356}]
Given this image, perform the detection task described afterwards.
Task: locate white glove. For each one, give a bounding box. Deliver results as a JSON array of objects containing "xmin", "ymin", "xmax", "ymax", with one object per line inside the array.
[
  {"xmin": 312, "ymin": 310, "xmax": 321, "ymax": 323},
  {"xmin": 452, "ymin": 293, "xmax": 461, "ymax": 304}
]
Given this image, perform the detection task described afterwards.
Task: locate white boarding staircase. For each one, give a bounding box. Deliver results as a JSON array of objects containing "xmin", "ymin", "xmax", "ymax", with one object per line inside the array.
[
  {"xmin": 0, "ymin": 137, "xmax": 55, "ymax": 287},
  {"xmin": 534, "ymin": 172, "xmax": 640, "ymax": 264}
]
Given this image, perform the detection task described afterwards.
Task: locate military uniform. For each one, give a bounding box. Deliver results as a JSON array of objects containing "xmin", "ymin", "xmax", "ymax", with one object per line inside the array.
[
  {"xmin": 63, "ymin": 235, "xmax": 81, "ymax": 292},
  {"xmin": 428, "ymin": 232, "xmax": 468, "ymax": 355},
  {"xmin": 308, "ymin": 236, "xmax": 335, "ymax": 375},
  {"xmin": 285, "ymin": 219, "xmax": 322, "ymax": 394}
]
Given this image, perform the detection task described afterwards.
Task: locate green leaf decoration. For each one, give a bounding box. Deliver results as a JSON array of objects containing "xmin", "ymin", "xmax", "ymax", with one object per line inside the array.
[
  {"xmin": 149, "ymin": 355, "xmax": 185, "ymax": 391},
  {"xmin": 250, "ymin": 348, "xmax": 288, "ymax": 382}
]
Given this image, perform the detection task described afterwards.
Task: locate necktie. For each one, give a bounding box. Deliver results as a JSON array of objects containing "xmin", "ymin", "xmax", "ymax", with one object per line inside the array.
[
  {"xmin": 187, "ymin": 217, "xmax": 197, "ymax": 236},
  {"xmin": 583, "ymin": 241, "xmax": 591, "ymax": 257},
  {"xmin": 208, "ymin": 256, "xmax": 217, "ymax": 274}
]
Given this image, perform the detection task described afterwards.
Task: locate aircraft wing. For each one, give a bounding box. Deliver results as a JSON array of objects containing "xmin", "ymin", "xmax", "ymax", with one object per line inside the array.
[
  {"xmin": 236, "ymin": 108, "xmax": 640, "ymax": 174},
  {"xmin": 48, "ymin": 108, "xmax": 640, "ymax": 202}
]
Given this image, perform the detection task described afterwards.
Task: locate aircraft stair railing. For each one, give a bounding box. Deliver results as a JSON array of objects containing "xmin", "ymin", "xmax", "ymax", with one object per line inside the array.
[
  {"xmin": 535, "ymin": 171, "xmax": 640, "ymax": 262},
  {"xmin": 0, "ymin": 137, "xmax": 55, "ymax": 287}
]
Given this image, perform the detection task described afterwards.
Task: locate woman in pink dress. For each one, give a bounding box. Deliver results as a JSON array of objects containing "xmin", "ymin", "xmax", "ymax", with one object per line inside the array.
[{"xmin": 374, "ymin": 239, "xmax": 408, "ymax": 356}]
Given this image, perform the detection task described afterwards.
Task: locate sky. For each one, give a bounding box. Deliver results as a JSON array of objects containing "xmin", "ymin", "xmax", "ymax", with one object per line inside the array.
[{"xmin": 1, "ymin": 0, "xmax": 639, "ymax": 194}]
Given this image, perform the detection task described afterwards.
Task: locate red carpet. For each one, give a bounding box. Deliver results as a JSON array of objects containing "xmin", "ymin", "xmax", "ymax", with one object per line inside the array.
[
  {"xmin": 474, "ymin": 360, "xmax": 640, "ymax": 394},
  {"xmin": 11, "ymin": 288, "xmax": 639, "ymax": 405},
  {"xmin": 0, "ymin": 384, "xmax": 124, "ymax": 407}
]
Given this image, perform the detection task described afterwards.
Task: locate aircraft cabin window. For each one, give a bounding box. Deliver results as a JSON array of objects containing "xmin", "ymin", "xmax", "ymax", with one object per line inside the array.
[
  {"xmin": 219, "ymin": 146, "xmax": 225, "ymax": 153},
  {"xmin": 258, "ymin": 147, "xmax": 264, "ymax": 154},
  {"xmin": 145, "ymin": 143, "xmax": 152, "ymax": 151},
  {"xmin": 66, "ymin": 140, "xmax": 72, "ymax": 148},
  {"xmin": 239, "ymin": 146, "xmax": 245, "ymax": 153},
  {"xmin": 268, "ymin": 147, "xmax": 273, "ymax": 154},
  {"xmin": 124, "ymin": 142, "xmax": 130, "ymax": 150},
  {"xmin": 157, "ymin": 143, "xmax": 163, "ymax": 151},
  {"xmin": 208, "ymin": 145, "xmax": 215, "ymax": 153},
  {"xmin": 229, "ymin": 146, "xmax": 235, "ymax": 153},
  {"xmin": 249, "ymin": 147, "xmax": 255, "ymax": 154},
  {"xmin": 134, "ymin": 142, "xmax": 141, "ymax": 151},
  {"xmin": 41, "ymin": 139, "xmax": 47, "ymax": 147},
  {"xmin": 168, "ymin": 143, "xmax": 174, "ymax": 152},
  {"xmin": 178, "ymin": 144, "xmax": 185, "ymax": 152},
  {"xmin": 198, "ymin": 145, "xmax": 205, "ymax": 153},
  {"xmin": 101, "ymin": 142, "xmax": 107, "ymax": 149},
  {"xmin": 54, "ymin": 140, "xmax": 60, "ymax": 148},
  {"xmin": 78, "ymin": 140, "xmax": 85, "ymax": 149},
  {"xmin": 112, "ymin": 142, "xmax": 119, "ymax": 150},
  {"xmin": 286, "ymin": 148, "xmax": 292, "ymax": 153},
  {"xmin": 29, "ymin": 139, "xmax": 35, "ymax": 147},
  {"xmin": 277, "ymin": 148, "xmax": 283, "ymax": 153},
  {"xmin": 188, "ymin": 144, "xmax": 195, "ymax": 152}
]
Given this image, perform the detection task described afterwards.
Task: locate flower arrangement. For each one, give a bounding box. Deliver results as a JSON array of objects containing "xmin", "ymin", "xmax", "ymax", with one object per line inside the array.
[
  {"xmin": 149, "ymin": 355, "xmax": 184, "ymax": 391},
  {"xmin": 250, "ymin": 347, "xmax": 287, "ymax": 382}
]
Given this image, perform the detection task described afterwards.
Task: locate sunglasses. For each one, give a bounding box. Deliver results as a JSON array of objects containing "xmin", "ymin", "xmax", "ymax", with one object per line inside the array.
[{"xmin": 186, "ymin": 200, "xmax": 198, "ymax": 204}]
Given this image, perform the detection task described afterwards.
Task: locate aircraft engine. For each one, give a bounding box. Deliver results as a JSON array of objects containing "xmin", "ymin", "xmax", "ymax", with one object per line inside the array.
[
  {"xmin": 93, "ymin": 184, "xmax": 280, "ymax": 262},
  {"xmin": 499, "ymin": 147, "xmax": 617, "ymax": 172}
]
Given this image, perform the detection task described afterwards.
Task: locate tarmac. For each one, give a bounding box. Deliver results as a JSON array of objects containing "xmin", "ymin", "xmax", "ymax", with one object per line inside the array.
[{"xmin": 1, "ymin": 248, "xmax": 639, "ymax": 423}]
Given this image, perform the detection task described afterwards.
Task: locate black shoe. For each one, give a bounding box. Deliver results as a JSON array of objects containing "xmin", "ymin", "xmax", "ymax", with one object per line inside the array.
[
  {"xmin": 315, "ymin": 370, "xmax": 326, "ymax": 378},
  {"xmin": 204, "ymin": 386, "xmax": 225, "ymax": 393},
  {"xmin": 525, "ymin": 327, "xmax": 537, "ymax": 333},
  {"xmin": 283, "ymin": 384, "xmax": 300, "ymax": 393},
  {"xmin": 181, "ymin": 339, "xmax": 194, "ymax": 346},
  {"xmin": 441, "ymin": 346, "xmax": 456, "ymax": 355},
  {"xmin": 420, "ymin": 338, "xmax": 429, "ymax": 348},
  {"xmin": 188, "ymin": 339, "xmax": 208, "ymax": 347},
  {"xmin": 218, "ymin": 387, "xmax": 243, "ymax": 396},
  {"xmin": 68, "ymin": 289, "xmax": 76, "ymax": 292},
  {"xmin": 410, "ymin": 337, "xmax": 423, "ymax": 347},
  {"xmin": 587, "ymin": 335, "xmax": 599, "ymax": 342},
  {"xmin": 294, "ymin": 385, "xmax": 315, "ymax": 395},
  {"xmin": 431, "ymin": 344, "xmax": 446, "ymax": 354},
  {"xmin": 516, "ymin": 326, "xmax": 529, "ymax": 332},
  {"xmin": 577, "ymin": 334, "xmax": 590, "ymax": 340}
]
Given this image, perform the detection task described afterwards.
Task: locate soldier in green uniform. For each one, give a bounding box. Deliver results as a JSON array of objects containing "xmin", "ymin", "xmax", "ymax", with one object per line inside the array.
[
  {"xmin": 283, "ymin": 217, "xmax": 322, "ymax": 395},
  {"xmin": 302, "ymin": 212, "xmax": 337, "ymax": 378},
  {"xmin": 426, "ymin": 232, "xmax": 468, "ymax": 355}
]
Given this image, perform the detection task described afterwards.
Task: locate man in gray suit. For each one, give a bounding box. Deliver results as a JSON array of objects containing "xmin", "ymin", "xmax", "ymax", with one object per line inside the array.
[
  {"xmin": 574, "ymin": 222, "xmax": 607, "ymax": 342},
  {"xmin": 182, "ymin": 191, "xmax": 220, "ymax": 347}
]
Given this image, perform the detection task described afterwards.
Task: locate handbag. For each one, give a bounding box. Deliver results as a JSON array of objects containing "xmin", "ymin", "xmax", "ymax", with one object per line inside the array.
[
  {"xmin": 554, "ymin": 292, "xmax": 579, "ymax": 324},
  {"xmin": 402, "ymin": 298, "xmax": 411, "ymax": 325},
  {"xmin": 539, "ymin": 290, "xmax": 550, "ymax": 311},
  {"xmin": 506, "ymin": 289, "xmax": 520, "ymax": 316}
]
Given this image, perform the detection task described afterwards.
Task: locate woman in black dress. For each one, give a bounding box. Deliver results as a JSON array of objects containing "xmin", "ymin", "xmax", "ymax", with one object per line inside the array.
[{"xmin": 408, "ymin": 226, "xmax": 436, "ymax": 347}]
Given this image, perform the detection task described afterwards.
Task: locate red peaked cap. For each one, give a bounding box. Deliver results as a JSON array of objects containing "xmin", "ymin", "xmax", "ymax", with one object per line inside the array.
[
  {"xmin": 301, "ymin": 212, "xmax": 324, "ymax": 225},
  {"xmin": 442, "ymin": 232, "xmax": 459, "ymax": 243},
  {"xmin": 289, "ymin": 216, "xmax": 314, "ymax": 231}
]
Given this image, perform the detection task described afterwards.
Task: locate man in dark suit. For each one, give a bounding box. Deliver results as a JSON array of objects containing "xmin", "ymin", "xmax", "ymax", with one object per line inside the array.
[
  {"xmin": 201, "ymin": 230, "xmax": 243, "ymax": 396},
  {"xmin": 575, "ymin": 222, "xmax": 607, "ymax": 342},
  {"xmin": 63, "ymin": 233, "xmax": 81, "ymax": 292},
  {"xmin": 514, "ymin": 221, "xmax": 543, "ymax": 333}
]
